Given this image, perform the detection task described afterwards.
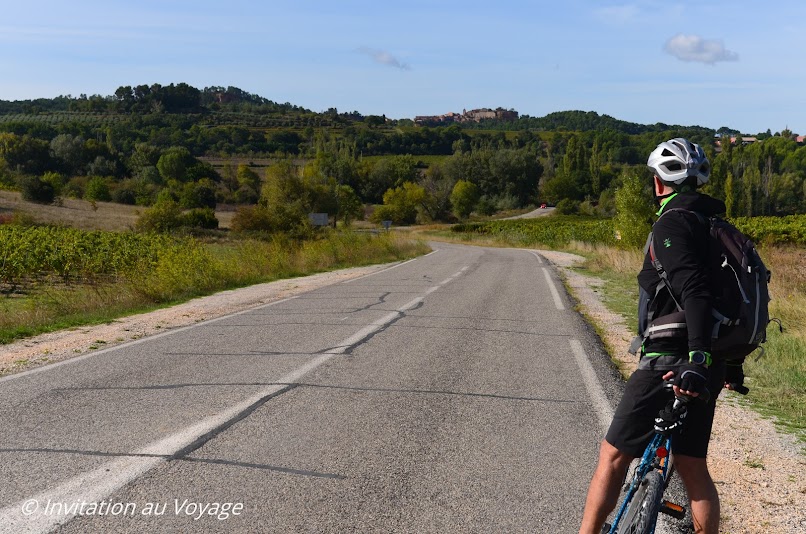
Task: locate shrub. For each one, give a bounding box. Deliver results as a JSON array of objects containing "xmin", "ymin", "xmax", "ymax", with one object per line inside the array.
[
  {"xmin": 63, "ymin": 176, "xmax": 88, "ymax": 199},
  {"xmin": 555, "ymin": 198, "xmax": 580, "ymax": 215},
  {"xmin": 84, "ymin": 176, "xmax": 112, "ymax": 202},
  {"xmin": 135, "ymin": 200, "xmax": 183, "ymax": 232},
  {"xmin": 41, "ymin": 171, "xmax": 66, "ymax": 197},
  {"xmin": 230, "ymin": 204, "xmax": 310, "ymax": 237},
  {"xmin": 17, "ymin": 175, "xmax": 55, "ymax": 204},
  {"xmin": 475, "ymin": 196, "xmax": 496, "ymax": 216},
  {"xmin": 181, "ymin": 208, "xmax": 219, "ymax": 229}
]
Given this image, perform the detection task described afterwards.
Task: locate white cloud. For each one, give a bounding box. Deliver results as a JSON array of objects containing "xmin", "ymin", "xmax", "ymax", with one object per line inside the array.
[
  {"xmin": 664, "ymin": 34, "xmax": 738, "ymax": 65},
  {"xmin": 356, "ymin": 47, "xmax": 410, "ymax": 70}
]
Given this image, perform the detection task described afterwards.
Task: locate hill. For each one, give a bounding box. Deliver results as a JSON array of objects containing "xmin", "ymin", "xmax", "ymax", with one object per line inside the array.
[{"xmin": 0, "ymin": 83, "xmax": 718, "ymax": 136}]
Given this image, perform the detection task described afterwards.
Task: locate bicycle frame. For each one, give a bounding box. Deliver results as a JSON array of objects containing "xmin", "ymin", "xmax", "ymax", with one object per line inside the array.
[{"xmin": 607, "ymin": 431, "xmax": 674, "ymax": 534}]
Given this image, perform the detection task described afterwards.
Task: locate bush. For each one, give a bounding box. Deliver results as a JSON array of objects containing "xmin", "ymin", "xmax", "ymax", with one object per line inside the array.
[
  {"xmin": 135, "ymin": 200, "xmax": 183, "ymax": 232},
  {"xmin": 85, "ymin": 176, "xmax": 112, "ymax": 202},
  {"xmin": 17, "ymin": 175, "xmax": 55, "ymax": 204},
  {"xmin": 555, "ymin": 198, "xmax": 580, "ymax": 215},
  {"xmin": 63, "ymin": 176, "xmax": 88, "ymax": 199},
  {"xmin": 41, "ymin": 172, "xmax": 66, "ymax": 197},
  {"xmin": 110, "ymin": 181, "xmax": 138, "ymax": 205},
  {"xmin": 475, "ymin": 196, "xmax": 496, "ymax": 216},
  {"xmin": 181, "ymin": 208, "xmax": 219, "ymax": 229},
  {"xmin": 230, "ymin": 204, "xmax": 310, "ymax": 237}
]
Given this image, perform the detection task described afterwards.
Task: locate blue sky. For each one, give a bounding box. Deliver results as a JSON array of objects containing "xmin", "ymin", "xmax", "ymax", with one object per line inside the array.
[{"xmin": 1, "ymin": 0, "xmax": 804, "ymax": 134}]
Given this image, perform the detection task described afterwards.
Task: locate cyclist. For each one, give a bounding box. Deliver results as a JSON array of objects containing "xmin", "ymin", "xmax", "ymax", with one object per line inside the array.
[{"xmin": 578, "ymin": 138, "xmax": 745, "ymax": 534}]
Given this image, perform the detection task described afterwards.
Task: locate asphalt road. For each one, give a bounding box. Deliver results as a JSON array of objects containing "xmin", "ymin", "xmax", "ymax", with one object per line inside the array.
[{"xmin": 0, "ymin": 243, "xmax": 626, "ymax": 533}]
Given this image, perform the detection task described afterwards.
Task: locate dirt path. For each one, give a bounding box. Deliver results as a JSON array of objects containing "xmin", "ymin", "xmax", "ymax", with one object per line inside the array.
[
  {"xmin": 540, "ymin": 249, "xmax": 806, "ymax": 534},
  {"xmin": 1, "ymin": 250, "xmax": 803, "ymax": 533}
]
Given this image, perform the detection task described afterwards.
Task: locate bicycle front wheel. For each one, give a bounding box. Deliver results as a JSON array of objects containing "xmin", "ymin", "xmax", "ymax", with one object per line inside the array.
[{"xmin": 616, "ymin": 470, "xmax": 664, "ymax": 534}]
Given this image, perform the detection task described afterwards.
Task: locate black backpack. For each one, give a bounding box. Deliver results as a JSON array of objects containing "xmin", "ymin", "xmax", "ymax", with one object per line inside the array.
[{"xmin": 638, "ymin": 209, "xmax": 772, "ymax": 361}]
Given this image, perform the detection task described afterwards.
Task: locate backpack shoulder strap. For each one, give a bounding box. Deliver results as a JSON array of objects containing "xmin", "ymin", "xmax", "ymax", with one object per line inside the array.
[{"xmin": 648, "ymin": 207, "xmax": 709, "ymax": 312}]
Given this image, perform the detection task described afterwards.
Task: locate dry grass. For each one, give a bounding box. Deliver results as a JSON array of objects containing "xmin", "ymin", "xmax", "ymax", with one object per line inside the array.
[
  {"xmin": 0, "ymin": 190, "xmax": 239, "ymax": 231},
  {"xmin": 566, "ymin": 241, "xmax": 644, "ymax": 275},
  {"xmin": 0, "ymin": 191, "xmax": 141, "ymax": 231}
]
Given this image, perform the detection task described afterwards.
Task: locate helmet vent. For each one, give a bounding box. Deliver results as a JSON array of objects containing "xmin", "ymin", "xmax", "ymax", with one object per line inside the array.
[{"xmin": 661, "ymin": 149, "xmax": 675, "ymax": 157}]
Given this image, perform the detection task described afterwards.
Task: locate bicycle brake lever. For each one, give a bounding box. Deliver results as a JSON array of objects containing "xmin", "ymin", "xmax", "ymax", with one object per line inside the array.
[{"xmin": 728, "ymin": 383, "xmax": 750, "ymax": 395}]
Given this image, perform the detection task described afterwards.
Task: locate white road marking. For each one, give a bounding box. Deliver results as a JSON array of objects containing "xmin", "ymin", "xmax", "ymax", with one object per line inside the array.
[
  {"xmin": 569, "ymin": 339, "xmax": 614, "ymax": 430},
  {"xmin": 341, "ymin": 257, "xmax": 419, "ymax": 284},
  {"xmin": 526, "ymin": 250, "xmax": 544, "ymax": 264},
  {"xmin": 542, "ymin": 268, "xmax": 565, "ymax": 310},
  {"xmin": 0, "ymin": 280, "xmax": 448, "ymax": 532},
  {"xmin": 439, "ymin": 266, "xmax": 468, "ymax": 286}
]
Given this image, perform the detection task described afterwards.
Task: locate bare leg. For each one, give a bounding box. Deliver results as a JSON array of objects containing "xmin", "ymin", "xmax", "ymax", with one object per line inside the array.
[
  {"xmin": 674, "ymin": 454, "xmax": 720, "ymax": 534},
  {"xmin": 579, "ymin": 440, "xmax": 634, "ymax": 534}
]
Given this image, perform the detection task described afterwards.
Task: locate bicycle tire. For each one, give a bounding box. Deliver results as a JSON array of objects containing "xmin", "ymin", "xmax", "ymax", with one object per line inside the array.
[{"xmin": 616, "ymin": 470, "xmax": 664, "ymax": 534}]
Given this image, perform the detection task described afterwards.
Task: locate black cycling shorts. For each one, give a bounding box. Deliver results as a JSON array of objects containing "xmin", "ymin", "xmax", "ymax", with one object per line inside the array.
[{"xmin": 605, "ymin": 359, "xmax": 726, "ymax": 459}]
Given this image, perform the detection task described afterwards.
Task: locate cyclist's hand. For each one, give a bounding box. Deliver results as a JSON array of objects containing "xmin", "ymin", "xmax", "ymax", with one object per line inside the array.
[{"xmin": 674, "ymin": 364, "xmax": 709, "ymax": 397}]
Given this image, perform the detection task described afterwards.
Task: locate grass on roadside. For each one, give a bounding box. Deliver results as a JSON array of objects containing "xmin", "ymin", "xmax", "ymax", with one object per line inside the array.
[{"xmin": 0, "ymin": 231, "xmax": 429, "ymax": 344}]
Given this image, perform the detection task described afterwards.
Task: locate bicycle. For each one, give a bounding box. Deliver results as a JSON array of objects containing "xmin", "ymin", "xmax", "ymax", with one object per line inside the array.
[{"xmin": 603, "ymin": 380, "xmax": 748, "ymax": 534}]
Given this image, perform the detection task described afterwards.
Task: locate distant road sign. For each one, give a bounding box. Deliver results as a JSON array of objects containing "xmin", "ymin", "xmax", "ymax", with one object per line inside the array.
[
  {"xmin": 309, "ymin": 213, "xmax": 329, "ymax": 226},
  {"xmin": 382, "ymin": 220, "xmax": 392, "ymax": 230}
]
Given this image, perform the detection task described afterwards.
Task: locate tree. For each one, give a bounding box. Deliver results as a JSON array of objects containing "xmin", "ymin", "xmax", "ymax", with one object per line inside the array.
[
  {"xmin": 362, "ymin": 155, "xmax": 419, "ymax": 203},
  {"xmin": 180, "ymin": 178, "xmax": 217, "ymax": 209},
  {"xmin": 49, "ymin": 134, "xmax": 86, "ymax": 175},
  {"xmin": 419, "ymin": 164, "xmax": 455, "ymax": 221},
  {"xmin": 128, "ymin": 143, "xmax": 162, "ymax": 176},
  {"xmin": 0, "ymin": 133, "xmax": 51, "ymax": 175},
  {"xmin": 337, "ymin": 185, "xmax": 364, "ymax": 225},
  {"xmin": 365, "ymin": 115, "xmax": 386, "ymax": 128},
  {"xmin": 372, "ymin": 182, "xmax": 428, "ymax": 225},
  {"xmin": 156, "ymin": 146, "xmax": 194, "ymax": 182},
  {"xmin": 589, "ymin": 138, "xmax": 604, "ymax": 196},
  {"xmin": 724, "ymin": 172, "xmax": 736, "ymax": 218},
  {"xmin": 614, "ymin": 172, "xmax": 654, "ymax": 248},
  {"xmin": 450, "ymin": 180, "xmax": 479, "ymax": 219}
]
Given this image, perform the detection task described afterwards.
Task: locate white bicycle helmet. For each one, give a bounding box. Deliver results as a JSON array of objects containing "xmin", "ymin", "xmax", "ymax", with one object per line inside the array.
[{"xmin": 647, "ymin": 138, "xmax": 710, "ymax": 186}]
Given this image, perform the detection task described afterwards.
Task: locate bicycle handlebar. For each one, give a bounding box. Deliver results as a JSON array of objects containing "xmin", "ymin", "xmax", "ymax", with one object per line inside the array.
[
  {"xmin": 727, "ymin": 383, "xmax": 750, "ymax": 395},
  {"xmin": 663, "ymin": 379, "xmax": 711, "ymax": 404}
]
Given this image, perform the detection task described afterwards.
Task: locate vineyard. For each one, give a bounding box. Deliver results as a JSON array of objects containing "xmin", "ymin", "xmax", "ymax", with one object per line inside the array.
[
  {"xmin": 732, "ymin": 214, "xmax": 806, "ymax": 246},
  {"xmin": 0, "ymin": 226, "xmax": 203, "ymax": 286},
  {"xmin": 0, "ymin": 111, "xmax": 341, "ymax": 130},
  {"xmin": 451, "ymin": 216, "xmax": 618, "ymax": 247},
  {"xmin": 0, "ymin": 112, "xmax": 129, "ymax": 126},
  {"xmin": 451, "ymin": 214, "xmax": 806, "ymax": 248}
]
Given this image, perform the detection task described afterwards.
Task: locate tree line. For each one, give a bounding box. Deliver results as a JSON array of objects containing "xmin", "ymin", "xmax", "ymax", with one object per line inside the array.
[{"xmin": 2, "ymin": 83, "xmax": 805, "ymax": 232}]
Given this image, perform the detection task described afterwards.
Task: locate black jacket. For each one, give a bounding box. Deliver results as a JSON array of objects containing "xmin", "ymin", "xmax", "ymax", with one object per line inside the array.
[{"xmin": 638, "ymin": 191, "xmax": 727, "ymax": 355}]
